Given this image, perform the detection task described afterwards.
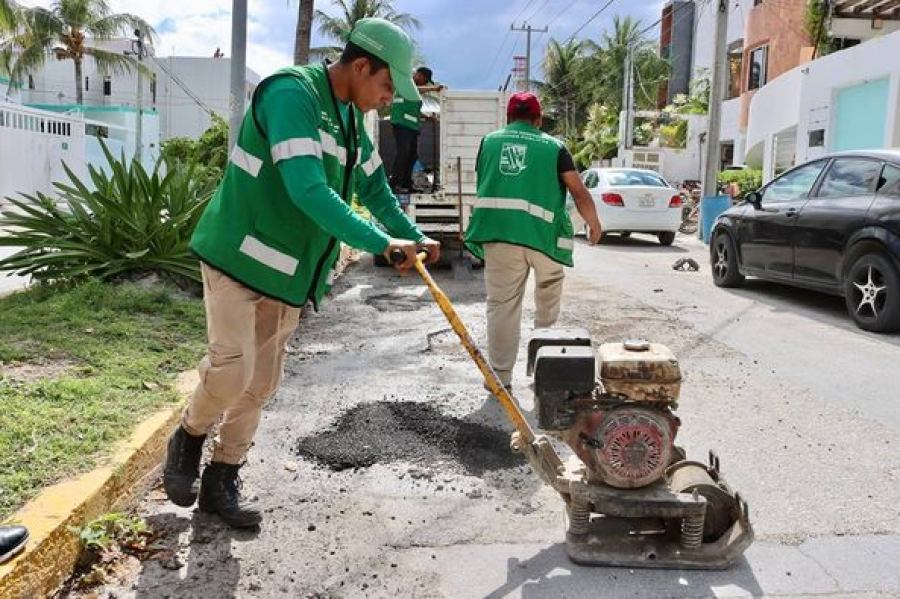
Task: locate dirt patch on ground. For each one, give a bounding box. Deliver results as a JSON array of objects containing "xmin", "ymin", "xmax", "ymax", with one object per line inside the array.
[
  {"xmin": 295, "ymin": 401, "xmax": 524, "ymax": 475},
  {"xmin": 0, "ymin": 359, "xmax": 77, "ymax": 382}
]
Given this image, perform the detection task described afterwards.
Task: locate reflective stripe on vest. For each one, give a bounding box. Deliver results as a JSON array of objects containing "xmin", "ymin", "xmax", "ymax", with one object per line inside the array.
[
  {"xmin": 239, "ymin": 235, "xmax": 299, "ymax": 276},
  {"xmin": 359, "ymin": 152, "xmax": 383, "ymax": 177},
  {"xmin": 557, "ymin": 237, "xmax": 575, "ymax": 251},
  {"xmin": 231, "ymin": 145, "xmax": 263, "ymax": 177},
  {"xmin": 474, "ymin": 197, "xmax": 555, "ymax": 224},
  {"xmin": 319, "ymin": 130, "xmax": 348, "ymax": 165},
  {"xmin": 270, "ymin": 129, "xmax": 350, "ymax": 165},
  {"xmin": 271, "ymin": 137, "xmax": 322, "ymax": 163},
  {"xmin": 403, "ymin": 113, "xmax": 418, "ymax": 124}
]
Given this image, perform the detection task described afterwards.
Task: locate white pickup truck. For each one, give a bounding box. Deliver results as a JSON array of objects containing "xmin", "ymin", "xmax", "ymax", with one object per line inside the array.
[{"xmin": 374, "ymin": 89, "xmax": 507, "ymax": 263}]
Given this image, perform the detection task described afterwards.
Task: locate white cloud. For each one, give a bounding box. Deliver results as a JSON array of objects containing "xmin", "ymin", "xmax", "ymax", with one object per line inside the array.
[{"xmin": 15, "ymin": 0, "xmax": 293, "ymax": 78}]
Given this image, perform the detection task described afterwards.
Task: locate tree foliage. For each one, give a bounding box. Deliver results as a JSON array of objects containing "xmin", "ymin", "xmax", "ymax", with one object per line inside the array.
[
  {"xmin": 0, "ymin": 0, "xmax": 154, "ymax": 103},
  {"xmin": 536, "ymin": 15, "xmax": 671, "ymax": 163},
  {"xmin": 314, "ymin": 0, "xmax": 420, "ymax": 42}
]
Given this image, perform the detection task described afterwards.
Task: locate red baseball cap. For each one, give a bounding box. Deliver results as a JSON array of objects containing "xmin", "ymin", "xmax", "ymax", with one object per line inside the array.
[{"xmin": 507, "ymin": 92, "xmax": 542, "ymax": 119}]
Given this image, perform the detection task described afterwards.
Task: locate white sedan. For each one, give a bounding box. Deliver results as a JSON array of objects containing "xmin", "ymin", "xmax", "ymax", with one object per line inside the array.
[{"xmin": 569, "ymin": 168, "xmax": 683, "ymax": 246}]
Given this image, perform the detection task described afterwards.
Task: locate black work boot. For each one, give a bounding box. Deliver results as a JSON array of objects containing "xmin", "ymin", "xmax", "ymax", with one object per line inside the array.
[
  {"xmin": 0, "ymin": 525, "xmax": 29, "ymax": 564},
  {"xmin": 163, "ymin": 426, "xmax": 206, "ymax": 507},
  {"xmin": 198, "ymin": 462, "xmax": 262, "ymax": 528}
]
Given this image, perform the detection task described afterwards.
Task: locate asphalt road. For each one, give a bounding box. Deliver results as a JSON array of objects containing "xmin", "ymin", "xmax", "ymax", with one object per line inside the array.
[{"xmin": 83, "ymin": 233, "xmax": 900, "ymax": 598}]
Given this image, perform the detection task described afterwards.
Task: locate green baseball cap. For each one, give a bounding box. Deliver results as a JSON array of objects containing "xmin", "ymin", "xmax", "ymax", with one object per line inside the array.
[{"xmin": 348, "ymin": 17, "xmax": 421, "ymax": 103}]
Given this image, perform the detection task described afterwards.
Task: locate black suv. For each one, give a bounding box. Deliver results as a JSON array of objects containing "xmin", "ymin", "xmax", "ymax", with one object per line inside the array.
[{"xmin": 709, "ymin": 150, "xmax": 900, "ymax": 333}]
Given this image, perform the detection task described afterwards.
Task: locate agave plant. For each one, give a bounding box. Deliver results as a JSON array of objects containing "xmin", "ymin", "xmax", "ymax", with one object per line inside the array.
[{"xmin": 0, "ymin": 143, "xmax": 215, "ymax": 284}]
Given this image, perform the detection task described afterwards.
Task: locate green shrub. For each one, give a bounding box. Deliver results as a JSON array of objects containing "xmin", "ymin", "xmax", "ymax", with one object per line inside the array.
[
  {"xmin": 161, "ymin": 115, "xmax": 228, "ymax": 188},
  {"xmin": 718, "ymin": 169, "xmax": 763, "ymax": 194},
  {"xmin": 0, "ymin": 143, "xmax": 215, "ymax": 285}
]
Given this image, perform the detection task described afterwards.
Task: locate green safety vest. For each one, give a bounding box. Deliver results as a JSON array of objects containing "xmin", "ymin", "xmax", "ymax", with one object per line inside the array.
[
  {"xmin": 190, "ymin": 63, "xmax": 384, "ymax": 308},
  {"xmin": 465, "ymin": 121, "xmax": 575, "ymax": 266},
  {"xmin": 390, "ymin": 95, "xmax": 421, "ymax": 131}
]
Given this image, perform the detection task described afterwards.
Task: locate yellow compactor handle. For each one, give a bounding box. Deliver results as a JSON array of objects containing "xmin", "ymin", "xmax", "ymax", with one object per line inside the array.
[{"xmin": 390, "ymin": 249, "xmax": 536, "ymax": 443}]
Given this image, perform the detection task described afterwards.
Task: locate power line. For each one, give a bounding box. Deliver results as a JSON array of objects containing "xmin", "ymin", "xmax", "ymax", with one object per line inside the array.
[
  {"xmin": 151, "ymin": 56, "xmax": 216, "ymax": 118},
  {"xmin": 544, "ymin": 0, "xmax": 697, "ymax": 101},
  {"xmin": 483, "ymin": 0, "xmax": 539, "ymax": 82},
  {"xmin": 546, "ymin": 0, "xmax": 580, "ymax": 30},
  {"xmin": 525, "ymin": 0, "xmax": 554, "ymax": 24},
  {"xmin": 564, "ymin": 0, "xmax": 619, "ymax": 44},
  {"xmin": 497, "ymin": 34, "xmax": 522, "ymax": 89}
]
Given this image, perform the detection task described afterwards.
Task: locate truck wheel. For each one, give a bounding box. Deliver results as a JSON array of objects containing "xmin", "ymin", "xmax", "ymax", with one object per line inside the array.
[{"xmin": 844, "ymin": 252, "xmax": 900, "ymax": 333}]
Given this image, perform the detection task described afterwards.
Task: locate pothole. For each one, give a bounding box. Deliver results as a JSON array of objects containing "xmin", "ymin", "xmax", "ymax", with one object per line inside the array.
[{"xmin": 294, "ymin": 401, "xmax": 523, "ymax": 475}]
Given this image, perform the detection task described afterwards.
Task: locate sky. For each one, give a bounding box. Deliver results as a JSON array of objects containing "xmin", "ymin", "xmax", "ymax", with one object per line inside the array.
[{"xmin": 16, "ymin": 0, "xmax": 667, "ymax": 90}]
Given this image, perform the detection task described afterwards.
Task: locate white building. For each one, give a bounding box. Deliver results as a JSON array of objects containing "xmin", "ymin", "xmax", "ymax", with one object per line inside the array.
[
  {"xmin": 689, "ymin": 0, "xmax": 900, "ymax": 172},
  {"xmin": 17, "ymin": 38, "xmax": 259, "ymax": 146},
  {"xmin": 747, "ymin": 30, "xmax": 900, "ymax": 182},
  {"xmin": 151, "ymin": 56, "xmax": 260, "ymax": 141}
]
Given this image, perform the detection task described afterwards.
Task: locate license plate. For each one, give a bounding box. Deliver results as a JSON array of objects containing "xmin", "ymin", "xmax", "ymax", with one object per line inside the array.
[{"xmin": 639, "ymin": 195, "xmax": 655, "ymax": 207}]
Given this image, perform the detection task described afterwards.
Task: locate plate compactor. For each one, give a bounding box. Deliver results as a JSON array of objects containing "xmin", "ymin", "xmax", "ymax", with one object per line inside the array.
[
  {"xmin": 522, "ymin": 330, "xmax": 753, "ymax": 568},
  {"xmin": 391, "ymin": 250, "xmax": 754, "ymax": 569}
]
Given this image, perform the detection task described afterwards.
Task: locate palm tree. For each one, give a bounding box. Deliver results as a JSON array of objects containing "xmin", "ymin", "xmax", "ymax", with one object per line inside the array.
[
  {"xmin": 314, "ymin": 0, "xmax": 419, "ymax": 43},
  {"xmin": 294, "ymin": 0, "xmax": 315, "ymax": 65},
  {"xmin": 535, "ymin": 38, "xmax": 586, "ymax": 137},
  {"xmin": 0, "ymin": 0, "xmax": 153, "ymax": 104},
  {"xmin": 0, "ymin": 0, "xmax": 16, "ymax": 34},
  {"xmin": 580, "ymin": 16, "xmax": 670, "ymax": 115}
]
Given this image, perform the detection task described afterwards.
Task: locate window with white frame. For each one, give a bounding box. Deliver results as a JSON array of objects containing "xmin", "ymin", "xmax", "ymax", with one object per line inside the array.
[{"xmin": 748, "ymin": 45, "xmax": 768, "ymax": 91}]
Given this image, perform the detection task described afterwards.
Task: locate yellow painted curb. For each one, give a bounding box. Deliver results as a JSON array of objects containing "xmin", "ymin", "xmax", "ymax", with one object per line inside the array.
[{"xmin": 0, "ymin": 371, "xmax": 198, "ymax": 599}]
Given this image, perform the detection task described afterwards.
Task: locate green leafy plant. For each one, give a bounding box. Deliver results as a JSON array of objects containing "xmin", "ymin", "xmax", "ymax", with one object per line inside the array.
[
  {"xmin": 718, "ymin": 169, "xmax": 763, "ymax": 194},
  {"xmin": 70, "ymin": 512, "xmax": 149, "ymax": 553},
  {"xmin": 161, "ymin": 114, "xmax": 229, "ymax": 187},
  {"xmin": 573, "ymin": 103, "xmax": 620, "ymax": 169},
  {"xmin": 804, "ymin": 0, "xmax": 830, "ymax": 57},
  {"xmin": 0, "ymin": 142, "xmax": 215, "ymax": 285}
]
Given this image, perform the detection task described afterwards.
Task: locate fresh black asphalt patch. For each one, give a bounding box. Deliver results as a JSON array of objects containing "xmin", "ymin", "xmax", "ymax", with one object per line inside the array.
[{"xmin": 294, "ymin": 401, "xmax": 524, "ymax": 475}]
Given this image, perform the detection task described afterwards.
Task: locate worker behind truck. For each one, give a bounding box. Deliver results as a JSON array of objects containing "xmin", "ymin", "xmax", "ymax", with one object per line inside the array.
[
  {"xmin": 163, "ymin": 18, "xmax": 441, "ymax": 529},
  {"xmin": 389, "ymin": 66, "xmax": 443, "ymax": 193},
  {"xmin": 465, "ymin": 92, "xmax": 602, "ymax": 391}
]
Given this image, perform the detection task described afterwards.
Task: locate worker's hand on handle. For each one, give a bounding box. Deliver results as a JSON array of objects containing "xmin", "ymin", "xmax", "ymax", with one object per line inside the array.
[
  {"xmin": 417, "ymin": 237, "xmax": 441, "ymax": 265},
  {"xmin": 383, "ymin": 238, "xmax": 419, "ymax": 272}
]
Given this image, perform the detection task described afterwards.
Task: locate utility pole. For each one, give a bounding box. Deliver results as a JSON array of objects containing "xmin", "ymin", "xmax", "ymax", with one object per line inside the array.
[
  {"xmin": 510, "ymin": 23, "xmax": 548, "ymax": 91},
  {"xmin": 703, "ymin": 0, "xmax": 729, "ymax": 198},
  {"xmin": 229, "ymin": 0, "xmax": 248, "ymax": 150},
  {"xmin": 129, "ymin": 29, "xmax": 148, "ymax": 164},
  {"xmin": 622, "ymin": 41, "xmax": 635, "ymax": 150}
]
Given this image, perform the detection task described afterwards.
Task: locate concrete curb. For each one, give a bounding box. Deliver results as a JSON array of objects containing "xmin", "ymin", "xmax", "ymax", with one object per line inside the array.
[{"xmin": 0, "ymin": 371, "xmax": 198, "ymax": 599}]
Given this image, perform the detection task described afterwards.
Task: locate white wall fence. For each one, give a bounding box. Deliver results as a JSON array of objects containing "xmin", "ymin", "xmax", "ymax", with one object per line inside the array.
[
  {"xmin": 0, "ymin": 101, "xmax": 141, "ymax": 208},
  {"xmin": 0, "ymin": 102, "xmax": 87, "ymax": 205}
]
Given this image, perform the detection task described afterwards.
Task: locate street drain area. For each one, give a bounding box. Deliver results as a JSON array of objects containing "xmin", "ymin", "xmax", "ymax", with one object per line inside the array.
[{"xmin": 295, "ymin": 401, "xmax": 523, "ymax": 475}]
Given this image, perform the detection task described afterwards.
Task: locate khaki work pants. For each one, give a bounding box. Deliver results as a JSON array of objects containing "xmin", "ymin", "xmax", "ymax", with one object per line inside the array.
[
  {"xmin": 183, "ymin": 263, "xmax": 301, "ymax": 464},
  {"xmin": 483, "ymin": 243, "xmax": 565, "ymax": 386}
]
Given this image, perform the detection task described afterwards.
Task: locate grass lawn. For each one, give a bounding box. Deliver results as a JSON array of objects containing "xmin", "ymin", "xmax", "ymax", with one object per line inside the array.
[{"xmin": 0, "ymin": 280, "xmax": 206, "ymax": 520}]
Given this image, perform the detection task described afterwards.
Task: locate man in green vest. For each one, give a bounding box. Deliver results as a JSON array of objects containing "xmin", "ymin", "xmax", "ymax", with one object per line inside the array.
[
  {"xmin": 163, "ymin": 18, "xmax": 440, "ymax": 529},
  {"xmin": 388, "ymin": 66, "xmax": 442, "ymax": 193},
  {"xmin": 465, "ymin": 92, "xmax": 602, "ymax": 389}
]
